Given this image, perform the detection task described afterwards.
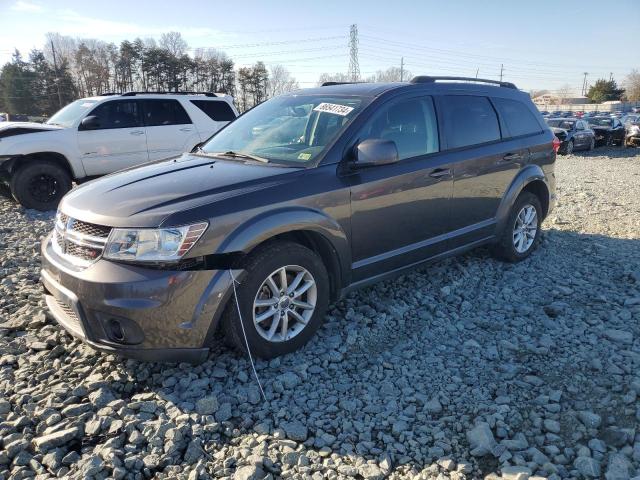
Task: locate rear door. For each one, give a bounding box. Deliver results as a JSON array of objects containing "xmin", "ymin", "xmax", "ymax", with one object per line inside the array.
[
  {"xmin": 77, "ymin": 99, "xmax": 148, "ymax": 176},
  {"xmin": 141, "ymin": 99, "xmax": 199, "ymax": 161},
  {"xmin": 438, "ymin": 95, "xmax": 523, "ymax": 247}
]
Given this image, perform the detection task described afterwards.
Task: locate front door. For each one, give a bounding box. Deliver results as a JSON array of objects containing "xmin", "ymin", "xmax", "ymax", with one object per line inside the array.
[
  {"xmin": 77, "ymin": 99, "xmax": 148, "ymax": 176},
  {"xmin": 141, "ymin": 99, "xmax": 200, "ymax": 161},
  {"xmin": 347, "ymin": 95, "xmax": 453, "ymax": 282}
]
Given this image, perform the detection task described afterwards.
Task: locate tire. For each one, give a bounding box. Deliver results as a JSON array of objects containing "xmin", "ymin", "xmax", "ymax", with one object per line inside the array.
[
  {"xmin": 588, "ymin": 137, "xmax": 595, "ymax": 151},
  {"xmin": 564, "ymin": 139, "xmax": 574, "ymax": 155},
  {"xmin": 491, "ymin": 192, "xmax": 543, "ymax": 263},
  {"xmin": 10, "ymin": 161, "xmax": 72, "ymax": 211},
  {"xmin": 221, "ymin": 241, "xmax": 330, "ymax": 359}
]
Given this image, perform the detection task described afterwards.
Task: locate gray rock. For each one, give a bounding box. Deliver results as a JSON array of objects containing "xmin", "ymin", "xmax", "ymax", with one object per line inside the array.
[
  {"xmin": 605, "ymin": 453, "xmax": 630, "ymax": 480},
  {"xmin": 282, "ymin": 421, "xmax": 308, "ymax": 442},
  {"xmin": 574, "ymin": 456, "xmax": 601, "ymax": 477},
  {"xmin": 467, "ymin": 422, "xmax": 497, "ymax": 457},
  {"xmin": 195, "ymin": 396, "xmax": 219, "ymax": 415},
  {"xmin": 215, "ymin": 402, "xmax": 233, "ymax": 422},
  {"xmin": 578, "ymin": 411, "xmax": 602, "ymax": 429},
  {"xmin": 603, "ymin": 329, "xmax": 633, "ymax": 345},
  {"xmin": 501, "ymin": 465, "xmax": 532, "ymax": 480},
  {"xmin": 33, "ymin": 427, "xmax": 80, "ymax": 452},
  {"xmin": 234, "ymin": 465, "xmax": 265, "ymax": 480}
]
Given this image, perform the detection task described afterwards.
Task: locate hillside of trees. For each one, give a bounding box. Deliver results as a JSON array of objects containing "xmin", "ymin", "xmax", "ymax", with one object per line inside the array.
[{"xmin": 0, "ymin": 31, "xmax": 294, "ymax": 116}]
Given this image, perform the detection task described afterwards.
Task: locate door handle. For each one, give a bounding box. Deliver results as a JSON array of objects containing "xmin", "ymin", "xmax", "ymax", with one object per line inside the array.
[
  {"xmin": 429, "ymin": 168, "xmax": 451, "ymax": 178},
  {"xmin": 179, "ymin": 127, "xmax": 193, "ymax": 132},
  {"xmin": 502, "ymin": 153, "xmax": 522, "ymax": 161},
  {"xmin": 130, "ymin": 130, "xmax": 145, "ymax": 136}
]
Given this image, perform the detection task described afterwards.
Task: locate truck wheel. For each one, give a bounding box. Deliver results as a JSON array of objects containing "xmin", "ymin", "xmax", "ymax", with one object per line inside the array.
[
  {"xmin": 10, "ymin": 162, "xmax": 72, "ymax": 211},
  {"xmin": 222, "ymin": 241, "xmax": 329, "ymax": 359},
  {"xmin": 491, "ymin": 192, "xmax": 543, "ymax": 263}
]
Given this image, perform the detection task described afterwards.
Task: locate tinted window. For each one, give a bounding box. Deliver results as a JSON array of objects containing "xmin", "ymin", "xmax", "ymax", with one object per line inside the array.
[
  {"xmin": 190, "ymin": 100, "xmax": 236, "ymax": 121},
  {"xmin": 142, "ymin": 99, "xmax": 191, "ymax": 127},
  {"xmin": 356, "ymin": 96, "xmax": 439, "ymax": 160},
  {"xmin": 87, "ymin": 100, "xmax": 140, "ymax": 129},
  {"xmin": 442, "ymin": 96, "xmax": 500, "ymax": 149},
  {"xmin": 493, "ymin": 97, "xmax": 542, "ymax": 137}
]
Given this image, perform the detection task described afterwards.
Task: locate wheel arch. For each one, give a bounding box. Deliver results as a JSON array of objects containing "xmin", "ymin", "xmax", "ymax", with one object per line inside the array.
[
  {"xmin": 6, "ymin": 152, "xmax": 78, "ymax": 179},
  {"xmin": 495, "ymin": 164, "xmax": 551, "ymax": 235},
  {"xmin": 216, "ymin": 208, "xmax": 351, "ymax": 302}
]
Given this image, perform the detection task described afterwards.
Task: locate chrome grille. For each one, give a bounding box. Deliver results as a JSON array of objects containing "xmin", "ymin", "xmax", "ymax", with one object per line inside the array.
[{"xmin": 52, "ymin": 211, "xmax": 111, "ymax": 267}]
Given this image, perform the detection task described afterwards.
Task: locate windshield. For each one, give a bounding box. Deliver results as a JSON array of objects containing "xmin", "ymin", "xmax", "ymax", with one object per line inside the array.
[
  {"xmin": 46, "ymin": 99, "xmax": 98, "ymax": 128},
  {"xmin": 201, "ymin": 95, "xmax": 365, "ymax": 165},
  {"xmin": 547, "ymin": 119, "xmax": 575, "ymax": 130},
  {"xmin": 588, "ymin": 118, "xmax": 612, "ymax": 127}
]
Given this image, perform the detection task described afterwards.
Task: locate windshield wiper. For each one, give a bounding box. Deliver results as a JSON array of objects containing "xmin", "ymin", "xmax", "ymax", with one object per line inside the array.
[{"xmin": 213, "ymin": 151, "xmax": 269, "ymax": 163}]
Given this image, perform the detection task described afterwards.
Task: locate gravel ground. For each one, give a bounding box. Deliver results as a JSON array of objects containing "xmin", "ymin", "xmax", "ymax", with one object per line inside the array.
[{"xmin": 1, "ymin": 147, "xmax": 639, "ymax": 480}]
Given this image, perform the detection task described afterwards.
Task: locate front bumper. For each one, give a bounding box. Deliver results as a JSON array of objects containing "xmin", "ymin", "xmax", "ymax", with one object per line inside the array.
[{"xmin": 41, "ymin": 233, "xmax": 241, "ymax": 363}]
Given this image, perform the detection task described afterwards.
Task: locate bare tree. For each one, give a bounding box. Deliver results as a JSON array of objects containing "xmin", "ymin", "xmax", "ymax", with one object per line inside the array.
[
  {"xmin": 316, "ymin": 72, "xmax": 350, "ymax": 86},
  {"xmin": 159, "ymin": 32, "xmax": 187, "ymax": 57},
  {"xmin": 624, "ymin": 70, "xmax": 640, "ymax": 101},
  {"xmin": 373, "ymin": 66, "xmax": 411, "ymax": 83},
  {"xmin": 556, "ymin": 84, "xmax": 573, "ymax": 104},
  {"xmin": 267, "ymin": 64, "xmax": 299, "ymax": 98}
]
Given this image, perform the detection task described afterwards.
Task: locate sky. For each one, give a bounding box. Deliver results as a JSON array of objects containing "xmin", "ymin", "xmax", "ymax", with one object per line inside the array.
[{"xmin": 0, "ymin": 0, "xmax": 638, "ymax": 95}]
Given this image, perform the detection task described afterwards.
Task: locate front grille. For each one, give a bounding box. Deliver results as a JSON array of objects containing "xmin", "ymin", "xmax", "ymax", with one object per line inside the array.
[{"xmin": 52, "ymin": 212, "xmax": 112, "ymax": 266}]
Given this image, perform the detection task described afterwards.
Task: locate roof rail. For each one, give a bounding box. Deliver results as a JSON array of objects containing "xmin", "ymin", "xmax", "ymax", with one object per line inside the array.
[
  {"xmin": 409, "ymin": 76, "xmax": 517, "ymax": 89},
  {"xmin": 321, "ymin": 81, "xmax": 363, "ymax": 87},
  {"xmin": 98, "ymin": 91, "xmax": 220, "ymax": 97}
]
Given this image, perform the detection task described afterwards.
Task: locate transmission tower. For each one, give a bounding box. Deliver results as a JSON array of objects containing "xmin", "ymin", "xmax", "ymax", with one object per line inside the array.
[{"xmin": 348, "ymin": 24, "xmax": 360, "ymax": 82}]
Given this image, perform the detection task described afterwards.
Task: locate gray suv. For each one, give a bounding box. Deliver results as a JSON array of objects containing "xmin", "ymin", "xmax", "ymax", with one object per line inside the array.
[{"xmin": 41, "ymin": 77, "xmax": 556, "ymax": 362}]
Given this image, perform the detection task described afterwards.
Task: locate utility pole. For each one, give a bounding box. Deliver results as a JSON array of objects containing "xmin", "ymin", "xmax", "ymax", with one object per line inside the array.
[
  {"xmin": 499, "ymin": 64, "xmax": 504, "ymax": 82},
  {"xmin": 347, "ymin": 24, "xmax": 360, "ymax": 82},
  {"xmin": 400, "ymin": 57, "xmax": 404, "ymax": 82},
  {"xmin": 582, "ymin": 72, "xmax": 588, "ymax": 96},
  {"xmin": 50, "ymin": 39, "xmax": 63, "ymax": 108},
  {"xmin": 609, "ymin": 72, "xmax": 613, "ymax": 82},
  {"xmin": 475, "ymin": 68, "xmax": 479, "ymax": 79}
]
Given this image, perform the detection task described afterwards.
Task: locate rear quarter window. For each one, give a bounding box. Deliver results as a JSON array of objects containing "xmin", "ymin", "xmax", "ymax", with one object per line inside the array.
[
  {"xmin": 493, "ymin": 97, "xmax": 542, "ymax": 138},
  {"xmin": 190, "ymin": 100, "xmax": 237, "ymax": 122}
]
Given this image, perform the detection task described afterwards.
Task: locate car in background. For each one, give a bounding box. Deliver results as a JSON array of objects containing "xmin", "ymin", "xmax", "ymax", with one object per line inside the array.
[
  {"xmin": 0, "ymin": 92, "xmax": 238, "ymax": 210},
  {"xmin": 560, "ymin": 111, "xmax": 574, "ymax": 118},
  {"xmin": 546, "ymin": 117, "xmax": 595, "ymax": 154},
  {"xmin": 624, "ymin": 115, "xmax": 640, "ymax": 147},
  {"xmin": 0, "ymin": 113, "xmax": 30, "ymax": 122},
  {"xmin": 551, "ymin": 110, "xmax": 563, "ymax": 117},
  {"xmin": 587, "ymin": 116, "xmax": 625, "ymax": 146}
]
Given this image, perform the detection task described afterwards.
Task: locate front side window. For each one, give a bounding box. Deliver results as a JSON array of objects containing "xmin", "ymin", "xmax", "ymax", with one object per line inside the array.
[
  {"xmin": 86, "ymin": 100, "xmax": 140, "ymax": 130},
  {"xmin": 442, "ymin": 96, "xmax": 501, "ymax": 149},
  {"xmin": 47, "ymin": 99, "xmax": 98, "ymax": 128},
  {"xmin": 201, "ymin": 95, "xmax": 365, "ymax": 165},
  {"xmin": 493, "ymin": 97, "xmax": 542, "ymax": 137},
  {"xmin": 142, "ymin": 99, "xmax": 191, "ymax": 127},
  {"xmin": 354, "ymin": 96, "xmax": 439, "ymax": 159}
]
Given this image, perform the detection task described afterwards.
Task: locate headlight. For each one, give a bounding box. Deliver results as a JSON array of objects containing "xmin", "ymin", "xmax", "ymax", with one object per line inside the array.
[{"xmin": 104, "ymin": 222, "xmax": 208, "ymax": 262}]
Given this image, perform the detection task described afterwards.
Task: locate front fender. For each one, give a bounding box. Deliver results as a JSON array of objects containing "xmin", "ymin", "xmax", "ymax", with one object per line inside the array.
[
  {"xmin": 218, "ymin": 206, "xmax": 351, "ymax": 286},
  {"xmin": 495, "ymin": 164, "xmax": 550, "ymax": 235}
]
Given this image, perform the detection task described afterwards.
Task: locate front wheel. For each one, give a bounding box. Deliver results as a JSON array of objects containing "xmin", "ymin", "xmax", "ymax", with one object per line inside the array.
[
  {"xmin": 491, "ymin": 192, "xmax": 543, "ymax": 262},
  {"xmin": 564, "ymin": 139, "xmax": 574, "ymax": 155},
  {"xmin": 221, "ymin": 241, "xmax": 329, "ymax": 359},
  {"xmin": 588, "ymin": 137, "xmax": 595, "ymax": 151},
  {"xmin": 10, "ymin": 161, "xmax": 72, "ymax": 211}
]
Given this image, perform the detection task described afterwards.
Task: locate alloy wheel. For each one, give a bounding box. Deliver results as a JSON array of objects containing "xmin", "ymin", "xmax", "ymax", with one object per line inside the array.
[
  {"xmin": 252, "ymin": 265, "xmax": 317, "ymax": 342},
  {"xmin": 28, "ymin": 174, "xmax": 58, "ymax": 203},
  {"xmin": 512, "ymin": 204, "xmax": 538, "ymax": 253}
]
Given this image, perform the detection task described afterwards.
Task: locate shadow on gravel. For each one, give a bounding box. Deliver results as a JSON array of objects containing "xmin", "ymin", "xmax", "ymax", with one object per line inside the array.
[
  {"xmin": 98, "ymin": 228, "xmax": 640, "ymax": 478},
  {"xmin": 572, "ymin": 146, "xmax": 640, "ymax": 159}
]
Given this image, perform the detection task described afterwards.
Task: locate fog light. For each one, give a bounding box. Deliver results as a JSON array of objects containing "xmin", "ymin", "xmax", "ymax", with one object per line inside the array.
[{"xmin": 107, "ymin": 319, "xmax": 125, "ymax": 342}]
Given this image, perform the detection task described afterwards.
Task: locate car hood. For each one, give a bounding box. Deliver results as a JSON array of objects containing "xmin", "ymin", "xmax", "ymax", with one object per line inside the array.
[
  {"xmin": 60, "ymin": 153, "xmax": 300, "ymax": 228},
  {"xmin": 550, "ymin": 127, "xmax": 568, "ymax": 136},
  {"xmin": 0, "ymin": 121, "xmax": 63, "ymax": 139}
]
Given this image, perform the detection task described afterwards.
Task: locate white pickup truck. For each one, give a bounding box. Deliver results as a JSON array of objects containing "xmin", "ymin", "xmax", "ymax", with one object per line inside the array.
[{"xmin": 0, "ymin": 92, "xmax": 238, "ymax": 210}]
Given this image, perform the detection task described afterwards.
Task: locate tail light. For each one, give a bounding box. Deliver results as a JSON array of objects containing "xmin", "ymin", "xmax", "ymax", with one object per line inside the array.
[{"xmin": 552, "ymin": 136, "xmax": 561, "ymax": 153}]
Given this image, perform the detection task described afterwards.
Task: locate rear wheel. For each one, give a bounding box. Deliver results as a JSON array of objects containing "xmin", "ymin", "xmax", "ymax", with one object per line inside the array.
[
  {"xmin": 564, "ymin": 139, "xmax": 574, "ymax": 155},
  {"xmin": 10, "ymin": 161, "xmax": 71, "ymax": 211},
  {"xmin": 588, "ymin": 137, "xmax": 595, "ymax": 151},
  {"xmin": 222, "ymin": 241, "xmax": 329, "ymax": 358},
  {"xmin": 491, "ymin": 192, "xmax": 543, "ymax": 262}
]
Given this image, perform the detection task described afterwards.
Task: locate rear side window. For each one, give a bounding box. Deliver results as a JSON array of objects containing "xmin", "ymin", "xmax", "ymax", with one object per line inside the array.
[
  {"xmin": 493, "ymin": 98, "xmax": 542, "ymax": 137},
  {"xmin": 87, "ymin": 100, "xmax": 140, "ymax": 129},
  {"xmin": 442, "ymin": 96, "xmax": 500, "ymax": 149},
  {"xmin": 190, "ymin": 100, "xmax": 237, "ymax": 122},
  {"xmin": 141, "ymin": 99, "xmax": 191, "ymax": 127}
]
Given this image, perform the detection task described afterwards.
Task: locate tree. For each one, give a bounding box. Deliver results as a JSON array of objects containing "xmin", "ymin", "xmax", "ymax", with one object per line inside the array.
[
  {"xmin": 159, "ymin": 32, "xmax": 188, "ymax": 57},
  {"xmin": 556, "ymin": 84, "xmax": 572, "ymax": 104},
  {"xmin": 372, "ymin": 66, "xmax": 412, "ymax": 83},
  {"xmin": 267, "ymin": 64, "xmax": 298, "ymax": 98},
  {"xmin": 0, "ymin": 50, "xmax": 38, "ymax": 115},
  {"xmin": 587, "ymin": 78, "xmax": 624, "ymax": 103},
  {"xmin": 623, "ymin": 70, "xmax": 640, "ymax": 101},
  {"xmin": 317, "ymin": 72, "xmax": 350, "ymax": 86}
]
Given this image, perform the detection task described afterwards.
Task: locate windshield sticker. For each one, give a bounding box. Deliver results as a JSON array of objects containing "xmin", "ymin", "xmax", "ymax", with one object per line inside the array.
[
  {"xmin": 298, "ymin": 152, "xmax": 312, "ymax": 160},
  {"xmin": 313, "ymin": 103, "xmax": 354, "ymax": 116}
]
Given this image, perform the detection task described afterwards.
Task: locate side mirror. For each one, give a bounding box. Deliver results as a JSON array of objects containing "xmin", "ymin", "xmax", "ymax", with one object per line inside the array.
[
  {"xmin": 79, "ymin": 115, "xmax": 100, "ymax": 130},
  {"xmin": 354, "ymin": 138, "xmax": 399, "ymax": 168}
]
